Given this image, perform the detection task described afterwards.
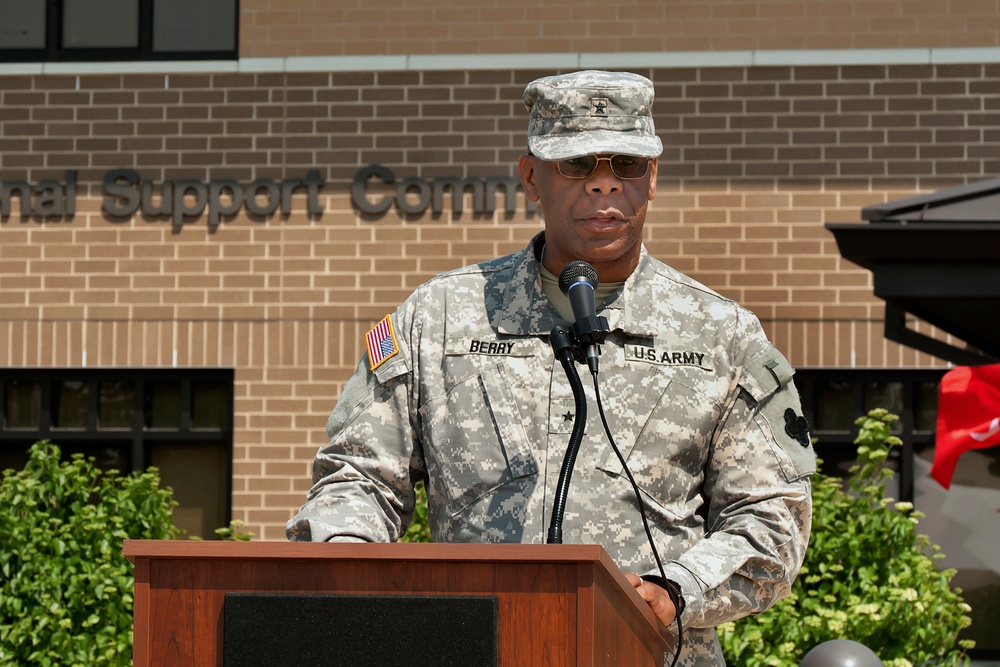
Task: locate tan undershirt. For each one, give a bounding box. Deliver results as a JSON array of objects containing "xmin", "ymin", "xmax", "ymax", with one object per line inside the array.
[{"xmin": 538, "ymin": 262, "xmax": 623, "ymax": 322}]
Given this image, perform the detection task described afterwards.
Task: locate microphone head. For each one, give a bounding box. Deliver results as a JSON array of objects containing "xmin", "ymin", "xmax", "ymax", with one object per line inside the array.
[{"xmin": 558, "ymin": 260, "xmax": 599, "ymax": 296}]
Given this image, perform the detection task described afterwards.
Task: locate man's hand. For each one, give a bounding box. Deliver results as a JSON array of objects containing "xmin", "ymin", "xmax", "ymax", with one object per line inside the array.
[{"xmin": 625, "ymin": 572, "xmax": 677, "ymax": 627}]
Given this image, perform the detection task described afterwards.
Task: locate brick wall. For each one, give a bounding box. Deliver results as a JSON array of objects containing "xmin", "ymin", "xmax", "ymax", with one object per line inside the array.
[
  {"xmin": 4, "ymin": 65, "xmax": 998, "ymax": 188},
  {"xmin": 240, "ymin": 0, "xmax": 1000, "ymax": 57},
  {"xmin": 2, "ymin": 63, "xmax": 998, "ymax": 538}
]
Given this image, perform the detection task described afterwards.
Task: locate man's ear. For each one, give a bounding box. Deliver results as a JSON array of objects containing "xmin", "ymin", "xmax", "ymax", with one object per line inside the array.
[
  {"xmin": 517, "ymin": 154, "xmax": 541, "ymax": 203},
  {"xmin": 647, "ymin": 158, "xmax": 658, "ymax": 201}
]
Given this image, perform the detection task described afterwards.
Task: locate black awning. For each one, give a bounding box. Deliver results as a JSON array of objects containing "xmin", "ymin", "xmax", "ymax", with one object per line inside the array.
[
  {"xmin": 861, "ymin": 177, "xmax": 1000, "ymax": 223},
  {"xmin": 826, "ymin": 178, "xmax": 1000, "ymax": 365}
]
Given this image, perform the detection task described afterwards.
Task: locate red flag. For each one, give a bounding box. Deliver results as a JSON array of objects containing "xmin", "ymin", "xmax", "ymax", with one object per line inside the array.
[{"xmin": 931, "ymin": 363, "xmax": 1000, "ymax": 489}]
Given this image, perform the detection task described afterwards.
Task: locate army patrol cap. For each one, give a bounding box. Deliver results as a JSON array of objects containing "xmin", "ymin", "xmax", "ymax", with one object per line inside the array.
[{"xmin": 523, "ymin": 70, "xmax": 663, "ymax": 161}]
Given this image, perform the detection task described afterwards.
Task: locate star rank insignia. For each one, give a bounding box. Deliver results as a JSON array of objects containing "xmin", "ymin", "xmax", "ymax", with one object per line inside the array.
[{"xmin": 591, "ymin": 98, "xmax": 609, "ymax": 115}]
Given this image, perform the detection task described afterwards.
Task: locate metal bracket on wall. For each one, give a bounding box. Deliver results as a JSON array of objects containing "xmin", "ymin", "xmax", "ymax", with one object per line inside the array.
[{"xmin": 884, "ymin": 302, "xmax": 998, "ymax": 367}]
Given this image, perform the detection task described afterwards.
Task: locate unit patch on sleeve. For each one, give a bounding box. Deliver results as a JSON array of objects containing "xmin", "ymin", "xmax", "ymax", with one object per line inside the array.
[
  {"xmin": 366, "ymin": 314, "xmax": 399, "ymax": 370},
  {"xmin": 783, "ymin": 408, "xmax": 811, "ymax": 448}
]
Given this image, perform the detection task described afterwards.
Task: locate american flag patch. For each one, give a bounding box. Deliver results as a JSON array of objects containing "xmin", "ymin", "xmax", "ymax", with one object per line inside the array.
[{"xmin": 366, "ymin": 314, "xmax": 398, "ymax": 370}]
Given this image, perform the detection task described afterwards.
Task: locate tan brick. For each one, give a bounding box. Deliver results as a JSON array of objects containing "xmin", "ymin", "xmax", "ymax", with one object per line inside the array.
[{"xmin": 3, "ymin": 32, "xmax": 993, "ymax": 541}]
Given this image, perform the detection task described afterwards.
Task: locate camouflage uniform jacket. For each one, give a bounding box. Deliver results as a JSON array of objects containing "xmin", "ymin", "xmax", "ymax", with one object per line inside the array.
[{"xmin": 287, "ymin": 234, "xmax": 816, "ymax": 666}]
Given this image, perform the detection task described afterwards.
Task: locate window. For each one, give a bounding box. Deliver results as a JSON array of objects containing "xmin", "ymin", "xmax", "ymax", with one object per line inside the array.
[
  {"xmin": 1, "ymin": 368, "xmax": 233, "ymax": 540},
  {"xmin": 0, "ymin": 0, "xmax": 238, "ymax": 63},
  {"xmin": 794, "ymin": 368, "xmax": 947, "ymax": 502},
  {"xmin": 0, "ymin": 2, "xmax": 46, "ymax": 49}
]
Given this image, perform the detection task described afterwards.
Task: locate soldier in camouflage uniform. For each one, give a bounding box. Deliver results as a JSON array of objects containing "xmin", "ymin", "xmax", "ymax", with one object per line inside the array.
[{"xmin": 287, "ymin": 70, "xmax": 815, "ymax": 666}]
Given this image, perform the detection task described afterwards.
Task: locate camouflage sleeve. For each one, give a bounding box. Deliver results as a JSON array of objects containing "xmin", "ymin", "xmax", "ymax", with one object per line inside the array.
[
  {"xmin": 285, "ymin": 301, "xmax": 424, "ymax": 543},
  {"xmin": 657, "ymin": 318, "xmax": 816, "ymax": 629}
]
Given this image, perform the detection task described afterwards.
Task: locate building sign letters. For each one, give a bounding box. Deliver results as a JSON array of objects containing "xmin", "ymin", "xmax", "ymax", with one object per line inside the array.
[
  {"xmin": 0, "ymin": 165, "xmax": 528, "ymax": 227},
  {"xmin": 103, "ymin": 169, "xmax": 325, "ymax": 228},
  {"xmin": 0, "ymin": 169, "xmax": 324, "ymax": 229},
  {"xmin": 351, "ymin": 164, "xmax": 523, "ymax": 216}
]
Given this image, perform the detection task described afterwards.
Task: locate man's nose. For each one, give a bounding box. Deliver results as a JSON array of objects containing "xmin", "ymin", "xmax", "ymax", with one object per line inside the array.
[{"xmin": 585, "ymin": 162, "xmax": 621, "ymax": 195}]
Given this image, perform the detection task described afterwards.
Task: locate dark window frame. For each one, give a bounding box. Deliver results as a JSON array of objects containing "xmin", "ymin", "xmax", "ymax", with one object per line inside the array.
[
  {"xmin": 794, "ymin": 368, "xmax": 947, "ymax": 502},
  {"xmin": 0, "ymin": 0, "xmax": 239, "ymax": 63},
  {"xmin": 1, "ymin": 367, "xmax": 234, "ymax": 535}
]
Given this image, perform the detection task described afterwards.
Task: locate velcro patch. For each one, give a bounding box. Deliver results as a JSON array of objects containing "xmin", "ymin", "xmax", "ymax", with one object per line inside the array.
[
  {"xmin": 625, "ymin": 345, "xmax": 712, "ymax": 370},
  {"xmin": 446, "ymin": 337, "xmax": 536, "ymax": 357},
  {"xmin": 741, "ymin": 347, "xmax": 816, "ymax": 480},
  {"xmin": 366, "ymin": 315, "xmax": 399, "ymax": 370}
]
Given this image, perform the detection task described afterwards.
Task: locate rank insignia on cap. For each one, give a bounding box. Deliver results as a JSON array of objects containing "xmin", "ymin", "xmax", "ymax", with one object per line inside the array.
[
  {"xmin": 591, "ymin": 98, "xmax": 609, "ymax": 115},
  {"xmin": 366, "ymin": 314, "xmax": 398, "ymax": 370}
]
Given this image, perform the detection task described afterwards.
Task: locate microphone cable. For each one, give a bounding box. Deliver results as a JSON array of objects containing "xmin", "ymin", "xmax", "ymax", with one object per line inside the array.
[
  {"xmin": 546, "ymin": 325, "xmax": 588, "ymax": 545},
  {"xmin": 591, "ymin": 368, "xmax": 684, "ymax": 667},
  {"xmin": 553, "ymin": 259, "xmax": 682, "ymax": 664}
]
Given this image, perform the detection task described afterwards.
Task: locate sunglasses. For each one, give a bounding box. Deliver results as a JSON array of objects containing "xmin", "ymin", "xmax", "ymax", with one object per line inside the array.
[{"xmin": 554, "ymin": 154, "xmax": 651, "ymax": 180}]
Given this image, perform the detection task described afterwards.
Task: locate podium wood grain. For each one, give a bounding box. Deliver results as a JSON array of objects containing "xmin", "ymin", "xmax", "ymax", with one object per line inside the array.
[{"xmin": 124, "ymin": 541, "xmax": 672, "ymax": 667}]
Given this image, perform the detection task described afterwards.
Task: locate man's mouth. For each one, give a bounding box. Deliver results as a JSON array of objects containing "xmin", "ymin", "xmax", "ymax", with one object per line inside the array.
[{"xmin": 579, "ymin": 210, "xmax": 625, "ymax": 227}]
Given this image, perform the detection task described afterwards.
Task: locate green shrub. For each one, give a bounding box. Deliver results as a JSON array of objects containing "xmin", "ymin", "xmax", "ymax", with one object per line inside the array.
[
  {"xmin": 718, "ymin": 409, "xmax": 974, "ymax": 667},
  {"xmin": 212, "ymin": 519, "xmax": 254, "ymax": 541},
  {"xmin": 187, "ymin": 519, "xmax": 255, "ymax": 542},
  {"xmin": 0, "ymin": 440, "xmax": 179, "ymax": 666},
  {"xmin": 401, "ymin": 479, "xmax": 430, "ymax": 543}
]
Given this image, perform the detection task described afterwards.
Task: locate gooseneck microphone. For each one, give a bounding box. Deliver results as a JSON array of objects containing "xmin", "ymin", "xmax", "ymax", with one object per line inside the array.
[
  {"xmin": 546, "ymin": 260, "xmax": 610, "ymax": 544},
  {"xmin": 549, "ymin": 260, "xmax": 682, "ymax": 666},
  {"xmin": 558, "ymin": 261, "xmax": 610, "ymax": 374}
]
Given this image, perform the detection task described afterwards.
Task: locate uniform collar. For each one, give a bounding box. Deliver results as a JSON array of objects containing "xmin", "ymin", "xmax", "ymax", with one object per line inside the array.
[
  {"xmin": 495, "ymin": 233, "xmax": 662, "ymax": 338},
  {"xmin": 495, "ymin": 233, "xmax": 559, "ymax": 336},
  {"xmin": 616, "ymin": 248, "xmax": 663, "ymax": 337}
]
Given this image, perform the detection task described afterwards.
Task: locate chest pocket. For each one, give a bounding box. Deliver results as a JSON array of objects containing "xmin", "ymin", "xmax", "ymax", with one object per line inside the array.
[
  {"xmin": 419, "ymin": 361, "xmax": 538, "ymax": 513},
  {"xmin": 595, "ymin": 367, "xmax": 711, "ymax": 522}
]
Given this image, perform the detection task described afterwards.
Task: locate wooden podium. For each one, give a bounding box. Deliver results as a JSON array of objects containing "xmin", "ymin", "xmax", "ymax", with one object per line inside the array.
[{"xmin": 123, "ymin": 540, "xmax": 672, "ymax": 666}]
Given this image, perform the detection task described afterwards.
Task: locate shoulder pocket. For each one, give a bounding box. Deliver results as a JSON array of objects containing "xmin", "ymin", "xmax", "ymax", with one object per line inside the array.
[
  {"xmin": 372, "ymin": 353, "xmax": 409, "ymax": 384},
  {"xmin": 741, "ymin": 347, "xmax": 793, "ymax": 404},
  {"xmin": 740, "ymin": 348, "xmax": 817, "ymax": 482}
]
